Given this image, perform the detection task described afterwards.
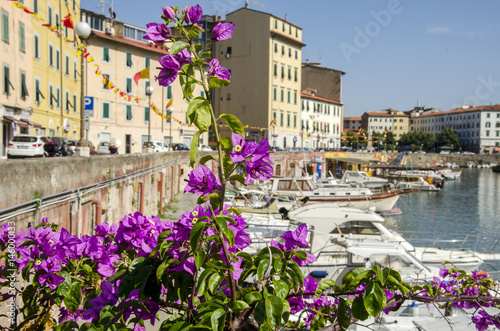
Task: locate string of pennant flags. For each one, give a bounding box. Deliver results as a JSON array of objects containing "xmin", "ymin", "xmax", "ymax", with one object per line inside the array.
[
  {"xmin": 8, "ymin": 0, "xmax": 280, "ymax": 131},
  {"xmin": 9, "ymin": 0, "xmax": 76, "ymax": 44}
]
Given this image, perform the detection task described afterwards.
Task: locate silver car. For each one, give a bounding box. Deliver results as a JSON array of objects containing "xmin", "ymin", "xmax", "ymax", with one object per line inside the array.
[{"xmin": 7, "ymin": 134, "xmax": 50, "ymax": 158}]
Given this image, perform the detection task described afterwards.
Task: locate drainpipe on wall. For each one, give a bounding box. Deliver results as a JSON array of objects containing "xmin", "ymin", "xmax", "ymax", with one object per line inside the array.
[
  {"xmin": 158, "ymin": 172, "xmax": 164, "ymax": 215},
  {"xmin": 91, "ymin": 199, "xmax": 102, "ymax": 226},
  {"xmin": 139, "ymin": 181, "xmax": 145, "ymax": 214}
]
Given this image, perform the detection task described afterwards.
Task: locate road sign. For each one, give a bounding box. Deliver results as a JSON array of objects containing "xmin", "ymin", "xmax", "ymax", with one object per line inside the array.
[
  {"xmin": 84, "ymin": 116, "xmax": 90, "ymax": 130},
  {"xmin": 84, "ymin": 96, "xmax": 94, "ymax": 117},
  {"xmin": 84, "ymin": 96, "xmax": 94, "ymax": 110}
]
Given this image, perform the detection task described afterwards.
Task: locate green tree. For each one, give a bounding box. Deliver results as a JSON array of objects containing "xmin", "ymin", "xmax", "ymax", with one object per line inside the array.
[{"xmin": 437, "ymin": 127, "xmax": 460, "ymax": 150}]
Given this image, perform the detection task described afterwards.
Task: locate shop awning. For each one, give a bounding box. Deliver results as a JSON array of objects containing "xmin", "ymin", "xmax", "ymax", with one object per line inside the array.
[{"xmin": 333, "ymin": 157, "xmax": 371, "ymax": 165}]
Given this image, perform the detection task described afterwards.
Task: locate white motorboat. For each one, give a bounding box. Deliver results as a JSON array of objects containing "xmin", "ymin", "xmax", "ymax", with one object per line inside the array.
[
  {"xmin": 339, "ymin": 170, "xmax": 389, "ymax": 189},
  {"xmin": 395, "ymin": 174, "xmax": 441, "ymax": 192},
  {"xmin": 288, "ymin": 204, "xmax": 486, "ymax": 273},
  {"xmin": 270, "ymin": 177, "xmax": 400, "ymax": 212}
]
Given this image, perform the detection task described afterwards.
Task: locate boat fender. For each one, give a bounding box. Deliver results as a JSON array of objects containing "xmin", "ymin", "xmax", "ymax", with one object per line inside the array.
[
  {"xmin": 279, "ymin": 207, "xmax": 289, "ymax": 220},
  {"xmin": 310, "ymin": 271, "xmax": 328, "ymax": 279}
]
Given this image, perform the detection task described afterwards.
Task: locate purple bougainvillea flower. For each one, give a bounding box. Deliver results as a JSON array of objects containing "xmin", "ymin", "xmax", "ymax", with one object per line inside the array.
[
  {"xmin": 143, "ymin": 23, "xmax": 171, "ymax": 45},
  {"xmin": 186, "ymin": 4, "xmax": 202, "ymax": 25},
  {"xmin": 245, "ymin": 139, "xmax": 272, "ymax": 165},
  {"xmin": 472, "ymin": 310, "xmax": 492, "ymax": 331},
  {"xmin": 39, "ymin": 272, "xmax": 65, "ymax": 291},
  {"xmin": 207, "ymin": 59, "xmax": 231, "ymax": 83},
  {"xmin": 439, "ymin": 267, "xmax": 449, "ymax": 278},
  {"xmin": 292, "ymin": 251, "xmax": 317, "ymax": 267},
  {"xmin": 83, "ymin": 281, "xmax": 120, "ymax": 321},
  {"xmin": 162, "ymin": 6, "xmax": 176, "ymax": 20},
  {"xmin": 211, "ymin": 22, "xmax": 235, "ymax": 41},
  {"xmin": 172, "ymin": 255, "xmax": 196, "ymax": 275},
  {"xmin": 230, "ymin": 132, "xmax": 247, "ymax": 163},
  {"xmin": 156, "ymin": 49, "xmax": 191, "ymax": 87},
  {"xmin": 281, "ymin": 223, "xmax": 310, "ymax": 250},
  {"xmin": 184, "ymin": 164, "xmax": 222, "ymax": 197},
  {"xmin": 244, "ymin": 159, "xmax": 273, "ymax": 184}
]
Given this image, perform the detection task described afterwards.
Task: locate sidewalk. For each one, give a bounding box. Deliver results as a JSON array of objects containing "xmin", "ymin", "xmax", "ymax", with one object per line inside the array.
[{"xmin": 161, "ymin": 192, "xmax": 199, "ymax": 221}]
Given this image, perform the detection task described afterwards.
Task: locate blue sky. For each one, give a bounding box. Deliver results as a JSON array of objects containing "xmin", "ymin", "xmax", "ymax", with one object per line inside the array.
[{"xmin": 82, "ymin": 0, "xmax": 500, "ymax": 117}]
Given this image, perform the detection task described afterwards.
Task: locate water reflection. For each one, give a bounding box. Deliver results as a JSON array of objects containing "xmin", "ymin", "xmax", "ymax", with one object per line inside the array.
[{"xmin": 387, "ymin": 168, "xmax": 500, "ymax": 254}]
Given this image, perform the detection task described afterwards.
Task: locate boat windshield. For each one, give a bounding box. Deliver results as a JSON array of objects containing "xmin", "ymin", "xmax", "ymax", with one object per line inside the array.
[{"xmin": 370, "ymin": 253, "xmax": 431, "ymax": 275}]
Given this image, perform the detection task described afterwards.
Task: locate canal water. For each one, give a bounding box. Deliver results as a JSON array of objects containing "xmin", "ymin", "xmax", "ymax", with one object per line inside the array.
[{"xmin": 384, "ymin": 167, "xmax": 500, "ymax": 274}]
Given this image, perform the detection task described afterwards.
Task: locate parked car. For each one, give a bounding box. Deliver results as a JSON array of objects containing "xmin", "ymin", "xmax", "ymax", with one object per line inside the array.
[
  {"xmin": 463, "ymin": 151, "xmax": 475, "ymax": 155},
  {"xmin": 96, "ymin": 142, "xmax": 111, "ymax": 155},
  {"xmin": 199, "ymin": 144, "xmax": 213, "ymax": 152},
  {"xmin": 7, "ymin": 134, "xmax": 50, "ymax": 158},
  {"xmin": 170, "ymin": 143, "xmax": 189, "ymax": 151},
  {"xmin": 143, "ymin": 140, "xmax": 169, "ymax": 153}
]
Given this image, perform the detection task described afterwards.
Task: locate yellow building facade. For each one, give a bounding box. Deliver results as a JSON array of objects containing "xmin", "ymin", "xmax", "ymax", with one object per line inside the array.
[
  {"xmin": 81, "ymin": 10, "xmax": 208, "ymax": 153},
  {"xmin": 213, "ymin": 7, "xmax": 304, "ymax": 148},
  {"xmin": 31, "ymin": 0, "xmax": 81, "ymax": 139},
  {"xmin": 0, "ymin": 0, "xmax": 34, "ymax": 157}
]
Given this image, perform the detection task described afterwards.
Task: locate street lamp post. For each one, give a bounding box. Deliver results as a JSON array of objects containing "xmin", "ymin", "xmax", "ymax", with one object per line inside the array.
[
  {"xmin": 74, "ymin": 21, "xmax": 91, "ymax": 157},
  {"xmin": 167, "ymin": 106, "xmax": 173, "ymax": 148},
  {"xmin": 146, "ymin": 86, "xmax": 154, "ymax": 152}
]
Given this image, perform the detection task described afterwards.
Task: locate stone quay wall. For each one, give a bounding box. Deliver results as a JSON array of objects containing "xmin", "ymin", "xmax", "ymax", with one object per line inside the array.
[{"xmin": 0, "ymin": 151, "xmax": 310, "ymax": 235}]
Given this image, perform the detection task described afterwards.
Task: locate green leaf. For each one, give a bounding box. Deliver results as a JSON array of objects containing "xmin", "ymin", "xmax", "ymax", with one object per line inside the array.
[
  {"xmin": 170, "ymin": 41, "xmax": 189, "ymax": 55},
  {"xmin": 213, "ymin": 216, "xmax": 235, "ymax": 248},
  {"xmin": 254, "ymin": 302, "xmax": 266, "ymax": 324},
  {"xmin": 257, "ymin": 259, "xmax": 269, "ymax": 281},
  {"xmin": 188, "ymin": 29, "xmax": 200, "ymax": 39},
  {"xmin": 315, "ymin": 279, "xmax": 339, "ymax": 299},
  {"xmin": 187, "ymin": 97, "xmax": 211, "ymax": 131},
  {"xmin": 351, "ymin": 297, "xmax": 369, "ymax": 321},
  {"xmin": 197, "ymin": 154, "xmax": 216, "ymax": 168},
  {"xmin": 231, "ymin": 300, "xmax": 251, "ymax": 312},
  {"xmin": 54, "ymin": 321, "xmax": 79, "ymax": 331},
  {"xmin": 344, "ymin": 268, "xmax": 373, "ymax": 290},
  {"xmin": 244, "ymin": 291, "xmax": 262, "ymax": 304},
  {"xmin": 220, "ymin": 136, "xmax": 233, "ymax": 151},
  {"xmin": 208, "ymin": 77, "xmax": 230, "ymax": 89},
  {"xmin": 273, "ymin": 279, "xmax": 289, "ymax": 299},
  {"xmin": 294, "ymin": 250, "xmax": 308, "ymax": 261},
  {"xmin": 56, "ymin": 271, "xmax": 71, "ymax": 297},
  {"xmin": 200, "ymin": 51, "xmax": 212, "ymax": 58},
  {"xmin": 229, "ymin": 174, "xmax": 246, "ymax": 186},
  {"xmin": 121, "ymin": 299, "xmax": 149, "ymax": 312},
  {"xmin": 219, "ymin": 114, "xmax": 244, "ymax": 136},
  {"xmin": 190, "ymin": 220, "xmax": 207, "ymax": 253},
  {"xmin": 208, "ymin": 272, "xmax": 224, "ymax": 294},
  {"xmin": 287, "ymin": 262, "xmax": 304, "ymax": 288},
  {"xmin": 194, "ymin": 251, "xmax": 206, "ymax": 270},
  {"xmin": 65, "ymin": 282, "xmax": 82, "ymax": 313},
  {"xmin": 364, "ymin": 282, "xmax": 387, "ymax": 317},
  {"xmin": 377, "ymin": 267, "xmax": 390, "ymax": 286},
  {"xmin": 156, "ymin": 259, "xmax": 174, "ymax": 283},
  {"xmin": 179, "ymin": 64, "xmax": 196, "ymax": 98},
  {"xmin": 190, "ymin": 131, "xmax": 202, "ymax": 167},
  {"xmin": 342, "ymin": 267, "xmax": 368, "ymax": 287},
  {"xmin": 210, "ymin": 308, "xmax": 226, "ymax": 331},
  {"xmin": 226, "ymin": 207, "xmax": 242, "ymax": 215},
  {"xmin": 282, "ymin": 299, "xmax": 291, "ymax": 324},
  {"xmin": 197, "ymin": 268, "xmax": 216, "ymax": 297},
  {"xmin": 337, "ymin": 298, "xmax": 352, "ymax": 330},
  {"xmin": 265, "ymin": 295, "xmax": 283, "ymax": 329},
  {"xmin": 273, "ymin": 258, "xmax": 284, "ymax": 276}
]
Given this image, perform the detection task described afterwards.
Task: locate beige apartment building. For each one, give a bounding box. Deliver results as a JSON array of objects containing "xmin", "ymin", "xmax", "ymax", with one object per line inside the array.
[
  {"xmin": 361, "ymin": 108, "xmax": 409, "ymax": 139},
  {"xmin": 30, "ymin": 0, "xmax": 81, "ymax": 140},
  {"xmin": 1, "ymin": 0, "xmax": 34, "ymax": 157},
  {"xmin": 212, "ymin": 6, "xmax": 304, "ymax": 148},
  {"xmin": 81, "ymin": 10, "xmax": 208, "ymax": 153}
]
